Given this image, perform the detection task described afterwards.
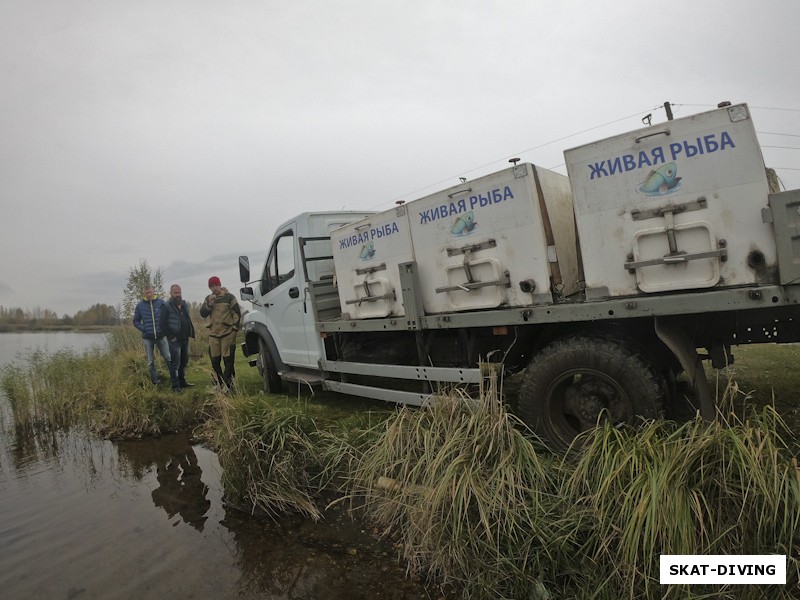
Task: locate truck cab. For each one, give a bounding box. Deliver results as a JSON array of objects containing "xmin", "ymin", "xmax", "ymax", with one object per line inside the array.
[{"xmin": 238, "ymin": 211, "xmax": 372, "ymax": 390}]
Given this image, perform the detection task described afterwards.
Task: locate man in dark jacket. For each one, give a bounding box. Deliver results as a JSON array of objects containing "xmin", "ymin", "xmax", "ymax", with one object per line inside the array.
[
  {"xmin": 199, "ymin": 276, "xmax": 240, "ymax": 390},
  {"xmin": 160, "ymin": 284, "xmax": 196, "ymax": 392},
  {"xmin": 132, "ymin": 286, "xmax": 171, "ymax": 385}
]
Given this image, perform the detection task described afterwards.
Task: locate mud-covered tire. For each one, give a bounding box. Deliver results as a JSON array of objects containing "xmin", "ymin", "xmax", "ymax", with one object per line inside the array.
[
  {"xmin": 258, "ymin": 338, "xmax": 282, "ymax": 394},
  {"xmin": 519, "ymin": 336, "xmax": 665, "ymax": 451}
]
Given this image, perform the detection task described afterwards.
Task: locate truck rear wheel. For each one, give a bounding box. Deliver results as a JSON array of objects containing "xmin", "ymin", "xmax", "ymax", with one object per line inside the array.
[
  {"xmin": 519, "ymin": 336, "xmax": 665, "ymax": 451},
  {"xmin": 258, "ymin": 338, "xmax": 283, "ymax": 394}
]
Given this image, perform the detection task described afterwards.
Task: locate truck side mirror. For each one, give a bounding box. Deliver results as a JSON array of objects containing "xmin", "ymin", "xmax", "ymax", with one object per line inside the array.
[
  {"xmin": 240, "ymin": 287, "xmax": 254, "ymax": 302},
  {"xmin": 239, "ymin": 256, "xmax": 250, "ymax": 283}
]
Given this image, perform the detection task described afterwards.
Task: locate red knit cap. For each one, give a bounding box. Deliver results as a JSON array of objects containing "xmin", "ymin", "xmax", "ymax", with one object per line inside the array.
[{"xmin": 208, "ymin": 276, "xmax": 221, "ymax": 287}]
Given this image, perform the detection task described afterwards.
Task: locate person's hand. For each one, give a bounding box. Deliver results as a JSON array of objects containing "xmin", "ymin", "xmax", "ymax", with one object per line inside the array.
[{"xmin": 207, "ymin": 294, "xmax": 216, "ymax": 306}]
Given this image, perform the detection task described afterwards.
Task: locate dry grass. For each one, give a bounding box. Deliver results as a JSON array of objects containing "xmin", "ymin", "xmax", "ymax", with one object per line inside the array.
[
  {"xmin": 341, "ymin": 369, "xmax": 800, "ymax": 599},
  {"xmin": 346, "ymin": 371, "xmax": 559, "ymax": 599},
  {"xmin": 210, "ymin": 390, "xmax": 325, "ymax": 519},
  {"xmin": 3, "ymin": 338, "xmax": 798, "ymax": 599},
  {"xmin": 1, "ymin": 326, "xmax": 206, "ymax": 437}
]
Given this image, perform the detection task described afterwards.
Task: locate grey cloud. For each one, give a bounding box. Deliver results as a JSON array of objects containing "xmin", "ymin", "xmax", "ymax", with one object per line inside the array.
[
  {"xmin": 3, "ymin": 0, "xmax": 800, "ymax": 320},
  {"xmin": 163, "ymin": 251, "xmax": 265, "ymax": 280}
]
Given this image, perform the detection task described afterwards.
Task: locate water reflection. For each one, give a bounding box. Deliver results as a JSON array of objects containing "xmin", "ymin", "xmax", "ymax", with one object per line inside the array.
[
  {"xmin": 2, "ymin": 427, "xmax": 434, "ymax": 599},
  {"xmin": 0, "ymin": 331, "xmax": 434, "ymax": 599},
  {"xmin": 153, "ymin": 447, "xmax": 210, "ymax": 531},
  {"xmin": 8, "ymin": 422, "xmax": 60, "ymax": 472},
  {"xmin": 117, "ymin": 435, "xmax": 211, "ymax": 531},
  {"xmin": 222, "ymin": 503, "xmax": 431, "ymax": 600},
  {"xmin": 112, "ymin": 434, "xmax": 432, "ymax": 599}
]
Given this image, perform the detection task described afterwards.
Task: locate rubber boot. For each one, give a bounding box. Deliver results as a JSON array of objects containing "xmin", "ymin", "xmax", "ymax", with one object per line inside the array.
[
  {"xmin": 223, "ymin": 354, "xmax": 236, "ymax": 389},
  {"xmin": 210, "ymin": 356, "xmax": 224, "ymax": 389}
]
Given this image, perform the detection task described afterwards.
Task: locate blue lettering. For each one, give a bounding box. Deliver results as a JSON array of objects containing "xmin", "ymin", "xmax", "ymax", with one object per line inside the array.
[
  {"xmin": 623, "ymin": 154, "xmax": 636, "ymax": 171},
  {"xmin": 720, "ymin": 131, "xmax": 735, "ymax": 150},
  {"xmin": 417, "ymin": 187, "xmax": 512, "ymax": 225},
  {"xmin": 607, "ymin": 157, "xmax": 623, "ymax": 175},
  {"xmin": 340, "ymin": 232, "xmax": 371, "ymax": 250},
  {"xmin": 586, "ymin": 130, "xmax": 740, "ymax": 184},
  {"xmin": 684, "ymin": 141, "xmax": 700, "ymax": 157},
  {"xmin": 651, "ymin": 147, "xmax": 665, "ymax": 164},
  {"xmin": 368, "ymin": 223, "xmax": 400, "ymax": 239},
  {"xmin": 589, "ymin": 162, "xmax": 609, "ymax": 179}
]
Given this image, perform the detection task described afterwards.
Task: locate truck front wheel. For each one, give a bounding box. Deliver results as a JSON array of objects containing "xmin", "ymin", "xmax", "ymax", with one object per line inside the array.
[
  {"xmin": 258, "ymin": 337, "xmax": 283, "ymax": 394},
  {"xmin": 519, "ymin": 336, "xmax": 665, "ymax": 451}
]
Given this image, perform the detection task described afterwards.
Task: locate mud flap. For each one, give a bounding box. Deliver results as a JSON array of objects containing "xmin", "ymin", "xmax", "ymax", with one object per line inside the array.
[{"xmin": 654, "ymin": 316, "xmax": 715, "ymax": 421}]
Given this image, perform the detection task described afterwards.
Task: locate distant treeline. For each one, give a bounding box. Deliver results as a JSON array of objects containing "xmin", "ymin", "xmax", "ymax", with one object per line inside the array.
[
  {"xmin": 0, "ymin": 301, "xmax": 208, "ymax": 331},
  {"xmin": 0, "ymin": 303, "xmax": 120, "ymax": 329}
]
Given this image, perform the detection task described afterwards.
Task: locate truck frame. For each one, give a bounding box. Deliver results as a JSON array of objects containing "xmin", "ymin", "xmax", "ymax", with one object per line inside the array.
[{"xmin": 238, "ymin": 104, "xmax": 800, "ymax": 450}]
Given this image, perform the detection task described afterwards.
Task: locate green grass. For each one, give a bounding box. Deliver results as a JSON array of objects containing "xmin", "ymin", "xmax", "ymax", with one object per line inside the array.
[
  {"xmin": 1, "ymin": 326, "xmax": 208, "ymax": 437},
  {"xmin": 332, "ymin": 373, "xmax": 798, "ymax": 599},
  {"xmin": 711, "ymin": 344, "xmax": 800, "ymax": 433},
  {"xmin": 561, "ymin": 408, "xmax": 799, "ymax": 599},
  {"xmin": 2, "ymin": 337, "xmax": 799, "ymax": 599}
]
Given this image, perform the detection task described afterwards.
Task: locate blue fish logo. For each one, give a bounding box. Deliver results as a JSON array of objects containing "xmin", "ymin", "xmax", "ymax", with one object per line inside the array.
[
  {"xmin": 639, "ymin": 162, "xmax": 682, "ymax": 196},
  {"xmin": 359, "ymin": 241, "xmax": 375, "ymax": 260},
  {"xmin": 450, "ymin": 211, "xmax": 477, "ymax": 236}
]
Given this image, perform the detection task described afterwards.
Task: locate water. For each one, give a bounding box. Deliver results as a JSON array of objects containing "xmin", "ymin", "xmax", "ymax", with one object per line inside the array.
[{"xmin": 0, "ymin": 332, "xmax": 432, "ymax": 599}]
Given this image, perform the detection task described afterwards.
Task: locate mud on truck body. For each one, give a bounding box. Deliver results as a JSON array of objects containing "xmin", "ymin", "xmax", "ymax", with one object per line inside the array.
[{"xmin": 238, "ymin": 103, "xmax": 800, "ymax": 450}]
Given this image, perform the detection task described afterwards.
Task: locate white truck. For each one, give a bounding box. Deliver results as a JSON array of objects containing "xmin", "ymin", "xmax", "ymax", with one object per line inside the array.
[{"xmin": 238, "ymin": 102, "xmax": 800, "ymax": 450}]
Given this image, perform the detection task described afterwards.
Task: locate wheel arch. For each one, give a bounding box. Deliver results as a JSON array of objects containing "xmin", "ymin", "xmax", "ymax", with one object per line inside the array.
[
  {"xmin": 513, "ymin": 319, "xmax": 679, "ymax": 372},
  {"xmin": 244, "ymin": 322, "xmax": 288, "ymax": 372}
]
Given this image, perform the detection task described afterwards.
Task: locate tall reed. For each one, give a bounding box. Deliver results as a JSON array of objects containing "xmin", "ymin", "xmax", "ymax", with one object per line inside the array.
[
  {"xmin": 344, "ymin": 369, "xmax": 799, "ymax": 599},
  {"xmin": 561, "ymin": 405, "xmax": 799, "ymax": 598},
  {"xmin": 212, "ymin": 391, "xmax": 327, "ymax": 520},
  {"xmin": 348, "ymin": 372, "xmax": 560, "ymax": 599},
  {"xmin": 1, "ymin": 327, "xmax": 205, "ymax": 437}
]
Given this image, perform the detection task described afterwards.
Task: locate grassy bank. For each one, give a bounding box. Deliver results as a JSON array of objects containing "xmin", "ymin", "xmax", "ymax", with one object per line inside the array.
[
  {"xmin": 1, "ymin": 326, "xmax": 208, "ymax": 436},
  {"xmin": 2, "ymin": 336, "xmax": 799, "ymax": 598},
  {"xmin": 209, "ymin": 370, "xmax": 799, "ymax": 599}
]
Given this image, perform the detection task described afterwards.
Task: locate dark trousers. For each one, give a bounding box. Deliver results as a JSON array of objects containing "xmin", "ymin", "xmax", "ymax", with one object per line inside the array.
[
  {"xmin": 168, "ymin": 338, "xmax": 190, "ymax": 387},
  {"xmin": 209, "ymin": 352, "xmax": 236, "ymax": 388}
]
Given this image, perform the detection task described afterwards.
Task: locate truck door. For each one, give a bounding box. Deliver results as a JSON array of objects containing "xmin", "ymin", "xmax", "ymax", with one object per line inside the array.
[{"xmin": 259, "ymin": 224, "xmax": 318, "ymax": 368}]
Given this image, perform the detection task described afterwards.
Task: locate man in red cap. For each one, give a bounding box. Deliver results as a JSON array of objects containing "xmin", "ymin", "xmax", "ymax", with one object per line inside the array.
[{"xmin": 199, "ymin": 276, "xmax": 241, "ymax": 390}]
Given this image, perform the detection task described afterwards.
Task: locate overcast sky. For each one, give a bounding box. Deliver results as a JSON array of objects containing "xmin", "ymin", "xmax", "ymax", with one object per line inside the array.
[{"xmin": 1, "ymin": 0, "xmax": 798, "ymax": 317}]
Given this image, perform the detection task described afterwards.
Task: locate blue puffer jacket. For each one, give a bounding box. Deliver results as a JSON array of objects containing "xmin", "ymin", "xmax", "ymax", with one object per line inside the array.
[{"xmin": 133, "ymin": 298, "xmax": 167, "ymax": 339}]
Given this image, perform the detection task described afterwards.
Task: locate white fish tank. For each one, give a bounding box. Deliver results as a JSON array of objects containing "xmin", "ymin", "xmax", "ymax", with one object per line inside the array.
[
  {"xmin": 331, "ymin": 163, "xmax": 579, "ymax": 318},
  {"xmin": 330, "ymin": 207, "xmax": 414, "ymax": 318},
  {"xmin": 565, "ymin": 103, "xmax": 777, "ymax": 298}
]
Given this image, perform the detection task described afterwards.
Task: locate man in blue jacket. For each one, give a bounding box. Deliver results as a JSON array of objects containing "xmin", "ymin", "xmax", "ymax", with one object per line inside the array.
[
  {"xmin": 160, "ymin": 283, "xmax": 196, "ymax": 392},
  {"xmin": 132, "ymin": 286, "xmax": 171, "ymax": 385}
]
